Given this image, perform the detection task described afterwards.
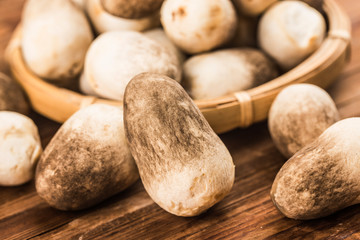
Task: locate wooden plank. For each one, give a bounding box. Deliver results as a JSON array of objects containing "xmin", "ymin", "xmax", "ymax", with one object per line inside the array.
[
  {"xmin": 33, "ymin": 184, "xmax": 154, "ymax": 239},
  {"xmin": 0, "ymin": 204, "xmax": 80, "ymax": 240}
]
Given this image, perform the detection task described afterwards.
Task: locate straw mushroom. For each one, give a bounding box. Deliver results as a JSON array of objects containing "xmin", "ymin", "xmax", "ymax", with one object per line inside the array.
[
  {"xmin": 35, "ymin": 104, "xmax": 138, "ymax": 210},
  {"xmin": 161, "ymin": 0, "xmax": 238, "ymax": 54},
  {"xmin": 21, "ymin": 0, "xmax": 93, "ymax": 82},
  {"xmin": 124, "ymin": 73, "xmax": 235, "ymax": 217},
  {"xmin": 258, "ymin": 1, "xmax": 326, "ymax": 70},
  {"xmin": 268, "ymin": 84, "xmax": 340, "ymax": 158},
  {"xmin": 87, "ymin": 0, "xmax": 160, "ymax": 34},
  {"xmin": 271, "ymin": 118, "xmax": 360, "ymax": 220},
  {"xmin": 0, "ymin": 72, "xmax": 29, "ymax": 115},
  {"xmin": 101, "ymin": 0, "xmax": 164, "ymax": 19},
  {"xmin": 0, "ymin": 111, "xmax": 42, "ymax": 186},
  {"xmin": 83, "ymin": 31, "xmax": 181, "ymax": 100},
  {"xmin": 183, "ymin": 48, "xmax": 278, "ymax": 100},
  {"xmin": 232, "ymin": 0, "xmax": 278, "ymax": 16}
]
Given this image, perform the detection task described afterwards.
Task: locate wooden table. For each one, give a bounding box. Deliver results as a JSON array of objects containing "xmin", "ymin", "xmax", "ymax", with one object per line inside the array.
[{"xmin": 1, "ymin": 0, "xmax": 360, "ymax": 239}]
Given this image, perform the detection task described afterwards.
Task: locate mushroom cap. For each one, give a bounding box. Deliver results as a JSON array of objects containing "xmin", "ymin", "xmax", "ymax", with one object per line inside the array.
[
  {"xmin": 0, "ymin": 111, "xmax": 42, "ymax": 186},
  {"xmin": 21, "ymin": 0, "xmax": 93, "ymax": 81},
  {"xmin": 124, "ymin": 73, "xmax": 234, "ymax": 216},
  {"xmin": 258, "ymin": 0, "xmax": 326, "ymax": 70},
  {"xmin": 35, "ymin": 104, "xmax": 138, "ymax": 210},
  {"xmin": 84, "ymin": 31, "xmax": 182, "ymax": 100},
  {"xmin": 161, "ymin": 0, "xmax": 237, "ymax": 54},
  {"xmin": 271, "ymin": 118, "xmax": 360, "ymax": 220},
  {"xmin": 268, "ymin": 83, "xmax": 340, "ymax": 158},
  {"xmin": 183, "ymin": 48, "xmax": 277, "ymax": 100}
]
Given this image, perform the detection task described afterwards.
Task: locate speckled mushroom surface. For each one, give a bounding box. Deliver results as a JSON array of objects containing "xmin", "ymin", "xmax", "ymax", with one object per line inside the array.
[
  {"xmin": 124, "ymin": 73, "xmax": 235, "ymax": 217},
  {"xmin": 182, "ymin": 48, "xmax": 278, "ymax": 100},
  {"xmin": 160, "ymin": 0, "xmax": 237, "ymax": 54},
  {"xmin": 35, "ymin": 104, "xmax": 139, "ymax": 211},
  {"xmin": 271, "ymin": 118, "xmax": 360, "ymax": 220},
  {"xmin": 269, "ymin": 84, "xmax": 340, "ymax": 158}
]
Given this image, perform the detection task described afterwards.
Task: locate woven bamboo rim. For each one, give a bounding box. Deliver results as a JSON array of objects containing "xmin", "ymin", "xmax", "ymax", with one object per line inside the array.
[{"xmin": 5, "ymin": 0, "xmax": 351, "ymax": 134}]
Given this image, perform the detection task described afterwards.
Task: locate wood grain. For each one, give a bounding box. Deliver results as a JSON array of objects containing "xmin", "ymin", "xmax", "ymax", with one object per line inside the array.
[{"xmin": 1, "ymin": 0, "xmax": 360, "ymax": 239}]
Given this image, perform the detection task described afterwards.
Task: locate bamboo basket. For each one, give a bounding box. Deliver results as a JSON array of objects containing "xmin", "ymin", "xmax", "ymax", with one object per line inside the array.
[{"xmin": 6, "ymin": 0, "xmax": 351, "ymax": 134}]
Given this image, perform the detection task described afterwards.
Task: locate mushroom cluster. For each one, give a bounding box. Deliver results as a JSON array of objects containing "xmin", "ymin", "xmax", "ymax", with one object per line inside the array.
[
  {"xmin": 3, "ymin": 0, "xmax": 344, "ymax": 220},
  {"xmin": 19, "ymin": 0, "xmax": 328, "ymax": 102}
]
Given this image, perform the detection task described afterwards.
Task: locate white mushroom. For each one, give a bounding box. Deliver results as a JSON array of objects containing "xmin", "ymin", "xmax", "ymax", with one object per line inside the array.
[
  {"xmin": 124, "ymin": 73, "xmax": 235, "ymax": 216},
  {"xmin": 183, "ymin": 48, "xmax": 278, "ymax": 100},
  {"xmin": 268, "ymin": 83, "xmax": 340, "ymax": 158},
  {"xmin": 271, "ymin": 118, "xmax": 360, "ymax": 220},
  {"xmin": 0, "ymin": 111, "xmax": 42, "ymax": 186},
  {"xmin": 87, "ymin": 0, "xmax": 160, "ymax": 34},
  {"xmin": 21, "ymin": 0, "xmax": 93, "ymax": 82},
  {"xmin": 258, "ymin": 1, "xmax": 326, "ymax": 70},
  {"xmin": 84, "ymin": 31, "xmax": 181, "ymax": 100},
  {"xmin": 35, "ymin": 104, "xmax": 138, "ymax": 210},
  {"xmin": 161, "ymin": 0, "xmax": 238, "ymax": 54}
]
